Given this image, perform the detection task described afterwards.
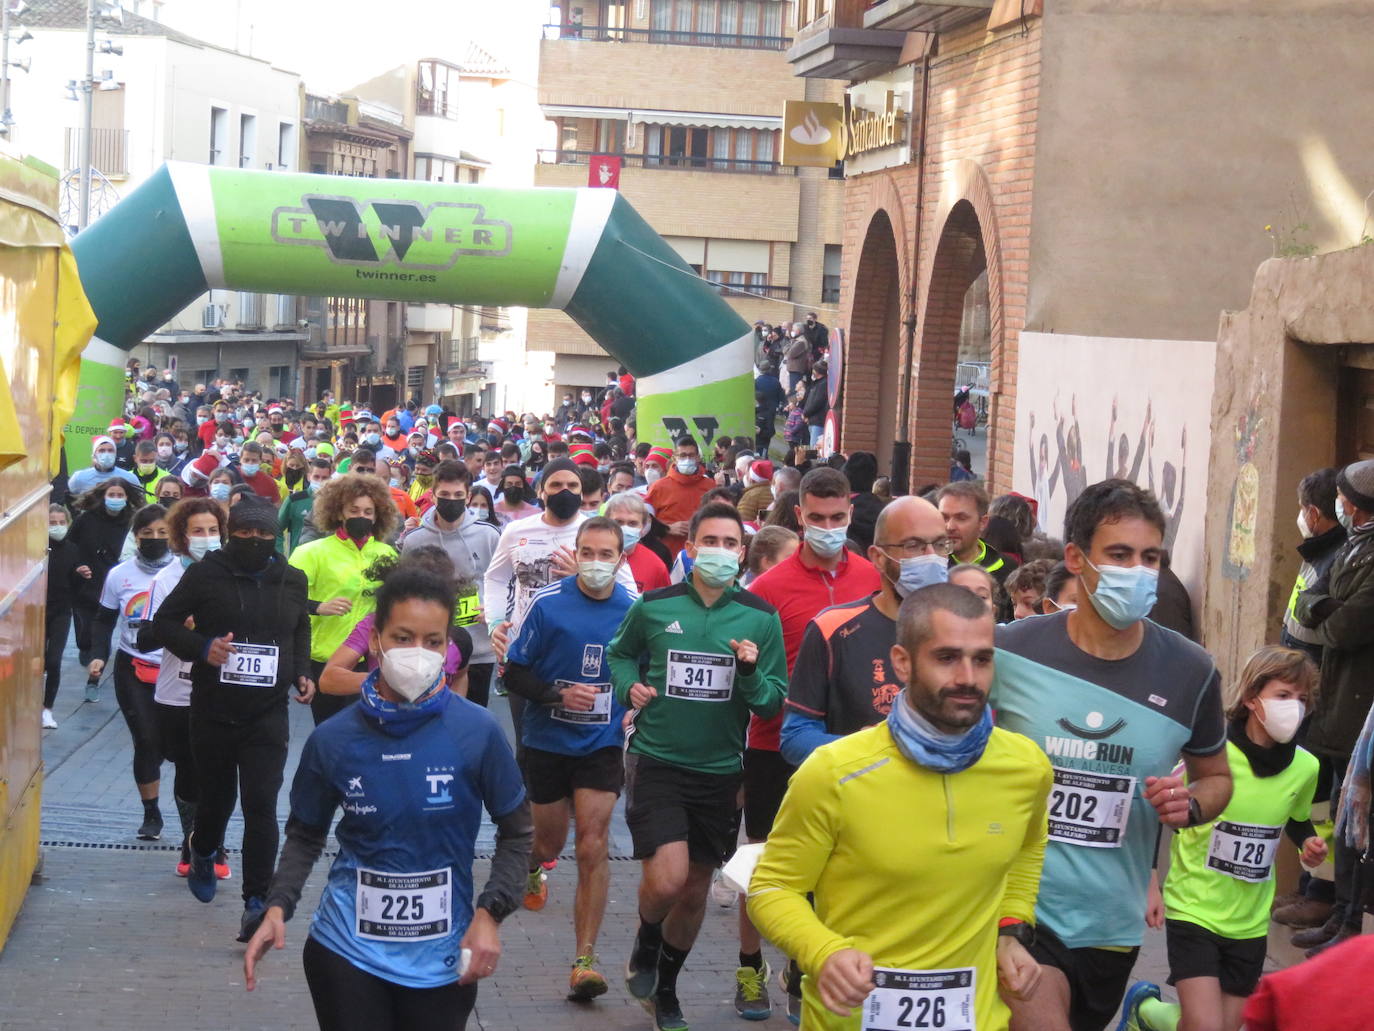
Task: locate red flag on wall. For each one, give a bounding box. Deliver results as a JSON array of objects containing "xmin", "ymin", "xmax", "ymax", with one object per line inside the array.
[{"xmin": 588, "ymin": 155, "xmax": 622, "ymax": 189}]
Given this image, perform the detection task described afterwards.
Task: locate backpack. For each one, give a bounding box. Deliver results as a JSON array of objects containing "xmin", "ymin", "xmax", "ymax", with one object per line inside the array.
[{"xmin": 957, "ymin": 400, "xmax": 977, "ymax": 430}]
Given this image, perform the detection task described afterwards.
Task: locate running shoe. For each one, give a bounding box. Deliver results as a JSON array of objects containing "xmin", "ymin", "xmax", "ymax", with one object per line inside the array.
[
  {"xmin": 781, "ymin": 964, "xmax": 802, "ymax": 1027},
  {"xmin": 523, "ymin": 868, "xmax": 548, "ymax": 911},
  {"xmin": 567, "ymin": 954, "xmax": 609, "ymax": 1001},
  {"xmin": 214, "ymin": 849, "xmax": 232, "ymax": 880},
  {"xmin": 237, "ymin": 896, "xmax": 266, "ymax": 943},
  {"xmin": 41, "ymin": 709, "xmax": 57, "ymax": 730},
  {"xmin": 734, "ymin": 961, "xmax": 772, "ymax": 1020},
  {"xmin": 653, "ymin": 991, "xmax": 689, "ymax": 1031},
  {"xmin": 1115, "ymin": 981, "xmax": 1161, "ymax": 1031},
  {"xmin": 186, "ymin": 844, "xmax": 217, "ymax": 903},
  {"xmin": 176, "ymin": 842, "xmax": 191, "ymax": 878},
  {"xmin": 84, "ymin": 677, "xmax": 100, "ymax": 703},
  {"xmin": 710, "ymin": 869, "xmax": 738, "ymax": 908},
  {"xmin": 137, "ymin": 811, "xmax": 163, "ymax": 841},
  {"xmin": 625, "ymin": 931, "xmax": 660, "ymax": 1004}
]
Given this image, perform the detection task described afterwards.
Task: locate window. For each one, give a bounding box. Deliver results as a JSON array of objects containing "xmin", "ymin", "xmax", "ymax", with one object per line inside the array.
[
  {"xmin": 647, "ymin": 0, "xmax": 789, "ymax": 47},
  {"xmin": 228, "ymin": 367, "xmax": 249, "ymax": 387},
  {"xmin": 269, "ymin": 365, "xmax": 291, "ymax": 398},
  {"xmin": 407, "ymin": 365, "xmax": 426, "ymax": 399},
  {"xmin": 594, "ymin": 118, "xmax": 626, "ymax": 153},
  {"xmin": 239, "ymin": 113, "xmax": 256, "ymax": 167},
  {"xmin": 416, "ymin": 60, "xmax": 461, "ymax": 120},
  {"xmin": 277, "ymin": 122, "xmax": 295, "ymax": 170},
  {"xmin": 415, "ymin": 155, "xmax": 457, "ymax": 182},
  {"xmin": 209, "ymin": 106, "xmax": 229, "ymax": 165},
  {"xmin": 467, "ymin": 167, "xmax": 481, "ymax": 183},
  {"xmin": 644, "ymin": 125, "xmax": 779, "ymax": 171},
  {"xmin": 822, "ymin": 243, "xmax": 841, "ymax": 303}
]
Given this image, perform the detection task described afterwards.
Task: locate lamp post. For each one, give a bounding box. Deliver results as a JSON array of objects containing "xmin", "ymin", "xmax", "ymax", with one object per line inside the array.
[{"xmin": 1, "ymin": 1, "xmax": 32, "ymax": 135}]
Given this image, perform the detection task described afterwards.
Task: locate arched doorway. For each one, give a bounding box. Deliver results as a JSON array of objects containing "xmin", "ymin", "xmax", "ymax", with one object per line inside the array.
[
  {"xmin": 843, "ymin": 209, "xmax": 903, "ymax": 474},
  {"xmin": 912, "ymin": 199, "xmax": 996, "ymax": 489}
]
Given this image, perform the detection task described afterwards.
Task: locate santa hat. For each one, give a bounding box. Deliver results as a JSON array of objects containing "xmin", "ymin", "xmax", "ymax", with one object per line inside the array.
[
  {"xmin": 567, "ymin": 424, "xmax": 592, "ymax": 441},
  {"xmin": 91, "ymin": 434, "xmax": 113, "ymax": 453},
  {"xmin": 182, "ymin": 451, "xmax": 222, "ymax": 485},
  {"xmin": 746, "ymin": 459, "xmax": 774, "ymax": 486},
  {"xmin": 488, "ymin": 417, "xmax": 509, "ymax": 435},
  {"xmin": 107, "ymin": 418, "xmax": 128, "ymax": 434},
  {"xmin": 267, "ymin": 405, "xmax": 283, "ymax": 416},
  {"xmin": 354, "ymin": 409, "xmax": 375, "ymax": 422},
  {"xmin": 338, "ymin": 406, "xmax": 355, "ymax": 426},
  {"xmin": 569, "ymin": 443, "xmax": 597, "ymax": 468},
  {"xmin": 645, "ymin": 445, "xmax": 673, "ymax": 470}
]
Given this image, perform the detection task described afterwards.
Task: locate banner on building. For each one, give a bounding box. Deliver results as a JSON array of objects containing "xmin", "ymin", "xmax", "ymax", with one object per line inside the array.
[
  {"xmin": 1011, "ymin": 332, "xmax": 1216, "ymax": 605},
  {"xmin": 588, "ymin": 155, "xmax": 622, "ymax": 189},
  {"xmin": 781, "ymin": 100, "xmax": 844, "ymax": 167}
]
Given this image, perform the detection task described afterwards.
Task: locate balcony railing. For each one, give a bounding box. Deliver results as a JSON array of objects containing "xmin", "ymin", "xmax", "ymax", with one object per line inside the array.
[
  {"xmin": 447, "ymin": 335, "xmax": 480, "ymax": 369},
  {"xmin": 708, "ymin": 280, "xmax": 791, "ymax": 300},
  {"xmin": 538, "ymin": 149, "xmax": 795, "ymax": 177},
  {"xmin": 542, "ymin": 23, "xmax": 790, "ymax": 51},
  {"xmin": 64, "ymin": 127, "xmax": 129, "ymax": 176},
  {"xmin": 305, "ymin": 96, "xmax": 350, "ymax": 123}
]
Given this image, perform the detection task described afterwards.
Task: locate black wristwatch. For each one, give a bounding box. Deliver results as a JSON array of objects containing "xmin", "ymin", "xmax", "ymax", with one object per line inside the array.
[
  {"xmin": 998, "ymin": 921, "xmax": 1036, "ymax": 949},
  {"xmin": 1185, "ymin": 796, "xmax": 1204, "ymax": 828}
]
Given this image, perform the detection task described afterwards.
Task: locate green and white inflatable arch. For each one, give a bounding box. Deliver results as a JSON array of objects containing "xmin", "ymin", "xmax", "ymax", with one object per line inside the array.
[{"xmin": 70, "ymin": 162, "xmax": 754, "ymax": 447}]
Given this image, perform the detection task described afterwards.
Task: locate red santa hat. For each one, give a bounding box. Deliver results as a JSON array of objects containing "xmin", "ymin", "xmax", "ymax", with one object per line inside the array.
[
  {"xmin": 645, "ymin": 445, "xmax": 673, "ymax": 470},
  {"xmin": 746, "ymin": 459, "xmax": 774, "ymax": 486},
  {"xmin": 182, "ymin": 450, "xmax": 222, "ymax": 485},
  {"xmin": 107, "ymin": 418, "xmax": 128, "ymax": 434},
  {"xmin": 488, "ymin": 417, "xmax": 509, "ymax": 435},
  {"xmin": 569, "ymin": 442, "xmax": 597, "ymax": 468},
  {"xmin": 566, "ymin": 424, "xmax": 593, "ymax": 441}
]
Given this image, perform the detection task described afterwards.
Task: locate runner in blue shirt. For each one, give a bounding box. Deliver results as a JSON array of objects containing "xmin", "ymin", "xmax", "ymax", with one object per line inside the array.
[
  {"xmin": 243, "ymin": 563, "xmax": 532, "ymax": 1031},
  {"xmin": 504, "ymin": 515, "xmax": 636, "ymax": 1003}
]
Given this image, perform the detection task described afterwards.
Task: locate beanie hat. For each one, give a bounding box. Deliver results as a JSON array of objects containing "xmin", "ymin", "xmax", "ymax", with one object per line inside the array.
[
  {"xmin": 646, "ymin": 445, "xmax": 673, "ymax": 470},
  {"xmin": 1339, "ymin": 460, "xmax": 1374, "ymax": 513},
  {"xmin": 540, "ymin": 456, "xmax": 579, "ymax": 484},
  {"xmin": 338, "ymin": 406, "xmax": 355, "ymax": 425},
  {"xmin": 567, "ymin": 424, "xmax": 592, "ymax": 441},
  {"xmin": 747, "ymin": 459, "xmax": 774, "ymax": 486},
  {"xmin": 91, "ymin": 434, "xmax": 114, "ymax": 453},
  {"xmin": 227, "ymin": 498, "xmax": 279, "ymax": 537},
  {"xmin": 315, "ymin": 442, "xmax": 335, "ymax": 458},
  {"xmin": 569, "ymin": 443, "xmax": 597, "ymax": 468}
]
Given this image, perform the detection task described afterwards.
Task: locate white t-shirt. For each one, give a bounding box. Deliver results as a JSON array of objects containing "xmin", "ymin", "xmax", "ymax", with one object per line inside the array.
[
  {"xmin": 97, "ymin": 558, "xmax": 164, "ymax": 664},
  {"xmin": 482, "ymin": 510, "xmax": 637, "ymax": 639},
  {"xmin": 145, "ymin": 559, "xmax": 194, "ymax": 706}
]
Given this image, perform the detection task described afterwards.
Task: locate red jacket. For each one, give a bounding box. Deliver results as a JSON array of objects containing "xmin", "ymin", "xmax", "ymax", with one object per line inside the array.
[
  {"xmin": 747, "ymin": 546, "xmax": 880, "ymax": 751},
  {"xmin": 239, "ymin": 468, "xmax": 281, "ymax": 504},
  {"xmin": 1242, "ymin": 935, "xmax": 1374, "ymax": 1030},
  {"xmin": 626, "ymin": 543, "xmax": 670, "ymax": 594}
]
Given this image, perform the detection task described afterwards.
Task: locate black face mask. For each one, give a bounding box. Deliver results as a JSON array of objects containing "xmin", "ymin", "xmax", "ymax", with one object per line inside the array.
[
  {"xmin": 502, "ymin": 485, "xmax": 525, "ymax": 503},
  {"xmin": 138, "ymin": 538, "xmax": 170, "ymax": 561},
  {"xmin": 345, "ymin": 515, "xmax": 375, "ymax": 541},
  {"xmin": 285, "ymin": 467, "xmax": 304, "ymax": 486},
  {"xmin": 435, "ymin": 497, "xmax": 466, "ymax": 524},
  {"xmin": 225, "ymin": 535, "xmax": 274, "ymax": 573},
  {"xmin": 545, "ymin": 488, "xmax": 581, "ymax": 520}
]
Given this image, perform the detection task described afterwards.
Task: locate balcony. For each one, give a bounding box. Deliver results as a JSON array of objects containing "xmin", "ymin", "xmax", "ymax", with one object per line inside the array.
[
  {"xmin": 862, "ymin": 0, "xmax": 993, "ymax": 32},
  {"xmin": 789, "ymin": 0, "xmax": 992, "ymax": 78},
  {"xmin": 537, "ymin": 149, "xmax": 794, "ymax": 177},
  {"xmin": 541, "ymin": 23, "xmax": 790, "ymax": 51},
  {"xmin": 64, "ymin": 127, "xmax": 129, "ymax": 177},
  {"xmin": 236, "ymin": 292, "xmax": 265, "ymax": 329}
]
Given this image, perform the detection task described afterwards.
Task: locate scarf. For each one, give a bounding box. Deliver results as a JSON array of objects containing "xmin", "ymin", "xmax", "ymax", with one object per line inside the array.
[
  {"xmin": 133, "ymin": 550, "xmax": 174, "ymax": 575},
  {"xmin": 358, "ymin": 668, "xmax": 450, "ymax": 738},
  {"xmin": 1338, "ymin": 700, "xmax": 1374, "ymax": 856},
  {"xmin": 887, "ymin": 691, "xmax": 993, "ymax": 774},
  {"xmin": 1226, "ymin": 714, "xmax": 1297, "ymax": 778}
]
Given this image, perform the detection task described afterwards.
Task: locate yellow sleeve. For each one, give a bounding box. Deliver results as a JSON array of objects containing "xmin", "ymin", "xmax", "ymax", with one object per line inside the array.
[
  {"xmin": 746, "ymin": 747, "xmax": 856, "ymax": 976},
  {"xmin": 1001, "ymin": 749, "xmax": 1052, "ymax": 925}
]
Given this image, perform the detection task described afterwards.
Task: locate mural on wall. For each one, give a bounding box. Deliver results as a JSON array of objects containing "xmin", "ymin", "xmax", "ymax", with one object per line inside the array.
[
  {"xmin": 1220, "ymin": 377, "xmax": 1267, "ymax": 582},
  {"xmin": 1013, "ymin": 333, "xmax": 1217, "ymax": 601}
]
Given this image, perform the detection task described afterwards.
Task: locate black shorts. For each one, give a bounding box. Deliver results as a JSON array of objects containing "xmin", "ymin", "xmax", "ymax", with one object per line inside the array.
[
  {"xmin": 1164, "ymin": 919, "xmax": 1267, "ymax": 997},
  {"xmin": 523, "ymin": 745, "xmax": 624, "ymax": 805},
  {"xmin": 624, "ymin": 753, "xmax": 741, "ymax": 867},
  {"xmin": 1029, "ymin": 922, "xmax": 1140, "ymax": 1031},
  {"xmin": 743, "ymin": 747, "xmax": 795, "ymax": 841}
]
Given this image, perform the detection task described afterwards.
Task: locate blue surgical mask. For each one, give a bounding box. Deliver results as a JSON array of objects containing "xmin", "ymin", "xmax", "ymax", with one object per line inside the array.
[
  {"xmin": 804, "ymin": 524, "xmax": 849, "ymax": 559},
  {"xmin": 187, "ymin": 536, "xmax": 222, "ymax": 560},
  {"xmin": 209, "ymin": 482, "xmax": 231, "ymax": 501},
  {"xmin": 364, "ymin": 432, "xmax": 381, "ymax": 447},
  {"xmin": 104, "ymin": 496, "xmax": 127, "ymax": 514},
  {"xmin": 1084, "ymin": 558, "xmax": 1159, "ymax": 630},
  {"xmin": 675, "ymin": 457, "xmax": 698, "ymax": 475},
  {"xmin": 94, "ymin": 451, "xmax": 115, "ymax": 470},
  {"xmin": 1336, "ymin": 496, "xmax": 1354, "ymax": 532},
  {"xmin": 578, "ymin": 560, "xmax": 618, "ymax": 591},
  {"xmin": 693, "ymin": 546, "xmax": 739, "ymax": 588},
  {"xmin": 390, "ymin": 477, "xmax": 402, "ymax": 489},
  {"xmin": 239, "ymin": 462, "xmax": 260, "ymax": 477},
  {"xmin": 891, "ymin": 552, "xmax": 949, "ymax": 599},
  {"xmin": 308, "ymin": 479, "xmax": 325, "ymax": 494},
  {"xmin": 619, "ymin": 523, "xmax": 642, "ymax": 552}
]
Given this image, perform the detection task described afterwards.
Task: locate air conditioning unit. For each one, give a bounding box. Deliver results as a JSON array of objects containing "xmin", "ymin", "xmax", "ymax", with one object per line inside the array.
[{"xmin": 202, "ymin": 303, "xmax": 224, "ymax": 329}]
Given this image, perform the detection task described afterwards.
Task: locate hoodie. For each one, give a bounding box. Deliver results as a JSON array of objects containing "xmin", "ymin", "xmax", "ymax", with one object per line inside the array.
[{"xmin": 401, "ymin": 505, "xmax": 502, "ymax": 664}]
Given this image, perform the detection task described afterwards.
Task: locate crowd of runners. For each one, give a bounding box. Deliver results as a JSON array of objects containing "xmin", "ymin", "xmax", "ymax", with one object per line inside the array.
[{"xmin": 37, "ymin": 359, "xmax": 1374, "ymax": 1030}]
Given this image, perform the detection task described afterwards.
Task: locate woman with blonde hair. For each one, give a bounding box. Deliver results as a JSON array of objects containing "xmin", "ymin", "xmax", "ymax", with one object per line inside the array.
[{"xmin": 288, "ymin": 474, "xmax": 399, "ymax": 724}]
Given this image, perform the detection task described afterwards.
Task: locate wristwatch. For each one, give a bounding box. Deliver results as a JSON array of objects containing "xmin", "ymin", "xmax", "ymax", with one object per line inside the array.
[
  {"xmin": 997, "ymin": 921, "xmax": 1036, "ymax": 949},
  {"xmin": 1185, "ymin": 795, "xmax": 1204, "ymax": 828}
]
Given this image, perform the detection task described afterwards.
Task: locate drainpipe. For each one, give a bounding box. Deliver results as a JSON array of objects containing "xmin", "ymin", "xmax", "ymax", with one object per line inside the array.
[{"xmin": 890, "ymin": 41, "xmax": 932, "ymax": 494}]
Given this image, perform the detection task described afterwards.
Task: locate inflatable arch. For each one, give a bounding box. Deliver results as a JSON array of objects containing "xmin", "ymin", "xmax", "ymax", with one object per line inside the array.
[{"xmin": 70, "ymin": 162, "xmax": 754, "ymax": 447}]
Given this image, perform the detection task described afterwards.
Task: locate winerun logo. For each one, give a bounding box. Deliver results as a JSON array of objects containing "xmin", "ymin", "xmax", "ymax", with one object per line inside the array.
[
  {"xmin": 271, "ymin": 194, "xmax": 513, "ymax": 270},
  {"xmin": 1043, "ymin": 736, "xmax": 1135, "ymax": 766}
]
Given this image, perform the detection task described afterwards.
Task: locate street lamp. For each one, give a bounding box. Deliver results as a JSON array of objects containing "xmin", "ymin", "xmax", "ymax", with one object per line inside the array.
[
  {"xmin": 0, "ymin": 0, "xmax": 33, "ymax": 135},
  {"xmin": 76, "ymin": 0, "xmax": 124, "ymax": 229}
]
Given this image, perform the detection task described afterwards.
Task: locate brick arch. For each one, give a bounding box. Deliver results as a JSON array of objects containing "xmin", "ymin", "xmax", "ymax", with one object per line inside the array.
[{"xmin": 911, "ymin": 159, "xmax": 1007, "ymax": 488}]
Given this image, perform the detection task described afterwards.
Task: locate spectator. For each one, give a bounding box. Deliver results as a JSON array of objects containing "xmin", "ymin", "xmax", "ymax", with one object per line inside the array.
[
  {"xmin": 783, "ymin": 327, "xmax": 811, "ymax": 396},
  {"xmin": 842, "ymin": 451, "xmax": 885, "ymax": 551}
]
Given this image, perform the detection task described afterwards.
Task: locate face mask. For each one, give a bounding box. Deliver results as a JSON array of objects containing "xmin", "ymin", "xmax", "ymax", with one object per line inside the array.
[
  {"xmin": 675, "ymin": 457, "xmax": 698, "ymax": 475},
  {"xmin": 94, "ymin": 451, "xmax": 115, "ymax": 470},
  {"xmin": 805, "ymin": 523, "xmax": 849, "ymax": 559},
  {"xmin": 239, "ymin": 462, "xmax": 261, "ymax": 478},
  {"xmin": 1258, "ymin": 697, "xmax": 1305, "ymax": 744},
  {"xmin": 389, "ymin": 477, "xmax": 402, "ymax": 489},
  {"xmin": 1084, "ymin": 558, "xmax": 1159, "ymax": 630},
  {"xmin": 209, "ymin": 483, "xmax": 231, "ymax": 501},
  {"xmin": 1336, "ymin": 496, "xmax": 1354, "ymax": 532},
  {"xmin": 175, "ymin": 440, "xmax": 189, "ymax": 452},
  {"xmin": 415, "ymin": 472, "xmax": 433, "ymax": 486},
  {"xmin": 545, "ymin": 488, "xmax": 581, "ymax": 520},
  {"xmin": 104, "ymin": 495, "xmax": 127, "ymax": 514},
  {"xmin": 282, "ymin": 468, "xmax": 302, "ymax": 486},
  {"xmin": 157, "ymin": 446, "xmax": 173, "ymax": 460},
  {"xmin": 694, "ymin": 546, "xmax": 739, "ymax": 588},
  {"xmin": 224, "ymin": 535, "xmax": 274, "ymax": 573},
  {"xmin": 197, "ymin": 416, "xmax": 209, "ymax": 426},
  {"xmin": 435, "ymin": 497, "xmax": 466, "ymax": 523},
  {"xmin": 49, "ymin": 523, "xmax": 69, "ymax": 542},
  {"xmin": 471, "ymin": 506, "xmax": 490, "ymax": 520},
  {"xmin": 619, "ymin": 523, "xmax": 642, "ymax": 552},
  {"xmin": 645, "ymin": 466, "xmax": 662, "ymax": 484},
  {"xmin": 379, "ymin": 645, "xmax": 445, "ymax": 702},
  {"xmin": 187, "ymin": 536, "xmax": 222, "ymax": 560},
  {"xmin": 138, "ymin": 538, "xmax": 170, "ymax": 561},
  {"xmin": 581, "ymin": 394, "xmax": 592, "ymax": 403},
  {"xmin": 137, "ymin": 462, "xmax": 157, "ymax": 476},
  {"xmin": 303, "ymin": 447, "xmax": 317, "ymax": 461},
  {"xmin": 1296, "ymin": 509, "xmax": 1313, "ymax": 539},
  {"xmin": 157, "ymin": 493, "xmax": 180, "ymax": 505},
  {"xmin": 345, "ymin": 515, "xmax": 374, "ymax": 540},
  {"xmin": 364, "ymin": 433, "xmax": 381, "ymax": 447},
  {"xmin": 503, "ymin": 485, "xmax": 524, "ymax": 503},
  {"xmin": 214, "ymin": 411, "xmax": 228, "ymax": 422},
  {"xmin": 890, "ymin": 552, "xmax": 950, "ymax": 598},
  {"xmin": 308, "ymin": 479, "xmax": 326, "ymax": 494},
  {"xmin": 578, "ymin": 559, "xmax": 618, "ymax": 591}
]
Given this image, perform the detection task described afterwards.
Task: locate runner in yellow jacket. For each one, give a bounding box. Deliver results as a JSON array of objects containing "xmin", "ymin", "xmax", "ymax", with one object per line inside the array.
[{"xmin": 748, "ymin": 582, "xmax": 1051, "ymax": 1031}]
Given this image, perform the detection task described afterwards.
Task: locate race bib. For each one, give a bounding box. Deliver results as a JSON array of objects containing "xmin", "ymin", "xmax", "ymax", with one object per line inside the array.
[
  {"xmin": 177, "ymin": 662, "xmax": 193, "ymax": 684},
  {"xmin": 552, "ymin": 680, "xmax": 613, "ymax": 724},
  {"xmin": 1207, "ymin": 821, "xmax": 1282, "ymax": 882},
  {"xmin": 454, "ymin": 589, "xmax": 482, "ymax": 629},
  {"xmin": 219, "ymin": 643, "xmax": 279, "ymax": 687},
  {"xmin": 864, "ymin": 967, "xmax": 975, "ymax": 1031},
  {"xmin": 665, "ymin": 650, "xmax": 735, "ymax": 701},
  {"xmin": 1048, "ymin": 767, "xmax": 1135, "ymax": 848},
  {"xmin": 355, "ymin": 867, "xmax": 452, "ymax": 942}
]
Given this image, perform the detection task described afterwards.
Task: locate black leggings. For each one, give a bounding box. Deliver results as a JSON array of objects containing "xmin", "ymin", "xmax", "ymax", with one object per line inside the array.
[
  {"xmin": 310, "ymin": 659, "xmax": 357, "ymax": 725},
  {"xmin": 73, "ymin": 598, "xmax": 98, "ymax": 662},
  {"xmin": 155, "ymin": 701, "xmax": 197, "ymax": 806},
  {"xmin": 44, "ymin": 607, "xmax": 72, "ymax": 709},
  {"xmin": 302, "ymin": 935, "xmax": 476, "ymax": 1031},
  {"xmin": 113, "ymin": 651, "xmax": 162, "ymax": 786},
  {"xmin": 191, "ymin": 705, "xmax": 288, "ymax": 902},
  {"xmin": 466, "ymin": 663, "xmax": 494, "ymax": 709}
]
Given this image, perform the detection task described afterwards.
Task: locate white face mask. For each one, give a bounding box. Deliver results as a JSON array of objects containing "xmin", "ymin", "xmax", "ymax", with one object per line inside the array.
[
  {"xmin": 379, "ymin": 644, "xmax": 446, "ymax": 702},
  {"xmin": 644, "ymin": 466, "xmax": 662, "ymax": 484},
  {"xmin": 1258, "ymin": 697, "xmax": 1305, "ymax": 744},
  {"xmin": 1297, "ymin": 510, "xmax": 1313, "ymax": 539}
]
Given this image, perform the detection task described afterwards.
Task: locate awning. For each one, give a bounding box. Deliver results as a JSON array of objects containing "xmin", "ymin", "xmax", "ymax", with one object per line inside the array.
[{"xmin": 542, "ymin": 104, "xmax": 782, "ymax": 131}]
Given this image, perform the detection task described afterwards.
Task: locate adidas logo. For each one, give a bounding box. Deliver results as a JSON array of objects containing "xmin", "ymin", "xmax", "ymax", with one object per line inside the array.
[{"xmin": 665, "ymin": 620, "xmax": 684, "ymax": 634}]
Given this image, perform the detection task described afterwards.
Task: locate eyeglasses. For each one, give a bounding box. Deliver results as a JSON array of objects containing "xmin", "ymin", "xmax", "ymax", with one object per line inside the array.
[{"xmin": 876, "ymin": 537, "xmax": 956, "ymax": 559}]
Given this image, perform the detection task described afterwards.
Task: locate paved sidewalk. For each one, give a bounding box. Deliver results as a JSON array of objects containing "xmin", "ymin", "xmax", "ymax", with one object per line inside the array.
[{"xmin": 0, "ymin": 640, "xmax": 1310, "ymax": 1029}]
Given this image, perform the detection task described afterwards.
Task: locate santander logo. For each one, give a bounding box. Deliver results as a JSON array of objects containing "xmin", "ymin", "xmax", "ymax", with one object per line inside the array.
[{"xmin": 790, "ymin": 108, "xmax": 831, "ymax": 146}]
